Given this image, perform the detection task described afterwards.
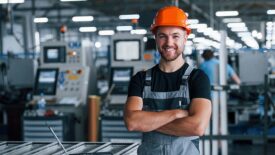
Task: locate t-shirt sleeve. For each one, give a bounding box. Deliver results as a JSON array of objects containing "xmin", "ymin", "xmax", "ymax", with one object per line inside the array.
[
  {"xmin": 127, "ymin": 71, "xmax": 145, "ymax": 97},
  {"xmin": 189, "ymin": 69, "xmax": 211, "ymax": 100},
  {"xmin": 227, "ymin": 64, "xmax": 235, "ymax": 77}
]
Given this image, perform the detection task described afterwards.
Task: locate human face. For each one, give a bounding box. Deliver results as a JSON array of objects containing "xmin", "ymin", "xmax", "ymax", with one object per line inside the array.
[{"xmin": 155, "ymin": 26, "xmax": 187, "ymax": 62}]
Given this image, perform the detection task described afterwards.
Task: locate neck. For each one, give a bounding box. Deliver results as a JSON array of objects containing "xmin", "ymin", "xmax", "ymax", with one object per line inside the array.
[{"xmin": 159, "ymin": 55, "xmax": 185, "ymax": 72}]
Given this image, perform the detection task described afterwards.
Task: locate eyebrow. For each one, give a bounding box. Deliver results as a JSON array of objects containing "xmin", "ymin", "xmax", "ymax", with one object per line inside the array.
[{"xmin": 157, "ymin": 32, "xmax": 181, "ymax": 36}]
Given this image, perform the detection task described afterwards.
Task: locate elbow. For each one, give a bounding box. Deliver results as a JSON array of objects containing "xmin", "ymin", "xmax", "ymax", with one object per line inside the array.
[
  {"xmin": 124, "ymin": 117, "xmax": 135, "ymax": 131},
  {"xmin": 193, "ymin": 125, "xmax": 206, "ymax": 136},
  {"xmin": 124, "ymin": 116, "xmax": 141, "ymax": 132},
  {"xmin": 125, "ymin": 121, "xmax": 137, "ymax": 131},
  {"xmin": 124, "ymin": 119, "xmax": 151, "ymax": 132}
]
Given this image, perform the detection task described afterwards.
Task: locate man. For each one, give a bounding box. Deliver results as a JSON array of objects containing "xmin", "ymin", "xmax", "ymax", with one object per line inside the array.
[
  {"xmin": 124, "ymin": 6, "xmax": 211, "ymax": 155},
  {"xmin": 200, "ymin": 49, "xmax": 241, "ymax": 85}
]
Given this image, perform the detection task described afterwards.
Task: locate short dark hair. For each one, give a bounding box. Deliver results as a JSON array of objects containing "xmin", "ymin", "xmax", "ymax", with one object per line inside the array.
[{"xmin": 202, "ymin": 49, "xmax": 214, "ymax": 60}]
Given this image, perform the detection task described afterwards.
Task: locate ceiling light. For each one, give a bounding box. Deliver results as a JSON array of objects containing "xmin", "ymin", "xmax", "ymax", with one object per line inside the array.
[
  {"xmin": 98, "ymin": 30, "xmax": 115, "ymax": 36},
  {"xmin": 143, "ymin": 37, "xmax": 148, "ymax": 42},
  {"xmin": 266, "ymin": 35, "xmax": 272, "ymax": 41},
  {"xmin": 116, "ymin": 26, "xmax": 133, "ymax": 31},
  {"xmin": 131, "ymin": 29, "xmax": 147, "ymax": 35},
  {"xmin": 266, "ymin": 22, "xmax": 273, "ymax": 27},
  {"xmin": 227, "ymin": 22, "xmax": 246, "ymax": 28},
  {"xmin": 215, "ymin": 11, "xmax": 239, "ymax": 17},
  {"xmin": 0, "ymin": 0, "xmax": 24, "ymax": 3},
  {"xmin": 241, "ymin": 37, "xmax": 259, "ymax": 49},
  {"xmin": 119, "ymin": 14, "xmax": 140, "ymax": 20},
  {"xmin": 203, "ymin": 27, "xmax": 214, "ymax": 36},
  {"xmin": 186, "ymin": 40, "xmax": 193, "ymax": 46},
  {"xmin": 72, "ymin": 16, "xmax": 93, "ymax": 22},
  {"xmin": 256, "ymin": 33, "xmax": 263, "ymax": 40},
  {"xmin": 95, "ymin": 41, "xmax": 101, "ymax": 48},
  {"xmin": 222, "ymin": 18, "xmax": 242, "ymax": 23},
  {"xmin": 193, "ymin": 37, "xmax": 205, "ymax": 43},
  {"xmin": 34, "ymin": 17, "xmax": 48, "ymax": 23},
  {"xmin": 197, "ymin": 27, "xmax": 207, "ymax": 33},
  {"xmin": 189, "ymin": 23, "xmax": 207, "ymax": 29},
  {"xmin": 79, "ymin": 27, "xmax": 97, "ymax": 32},
  {"xmin": 266, "ymin": 27, "xmax": 273, "ymax": 31},
  {"xmin": 237, "ymin": 32, "xmax": 251, "ymax": 37},
  {"xmin": 267, "ymin": 10, "xmax": 275, "ymax": 15},
  {"xmin": 252, "ymin": 30, "xmax": 258, "ymax": 37},
  {"xmin": 187, "ymin": 19, "xmax": 199, "ymax": 24},
  {"xmin": 234, "ymin": 43, "xmax": 243, "ymax": 49},
  {"xmin": 60, "ymin": 0, "xmax": 87, "ymax": 2},
  {"xmin": 231, "ymin": 27, "xmax": 248, "ymax": 32},
  {"xmin": 209, "ymin": 31, "xmax": 221, "ymax": 41},
  {"xmin": 266, "ymin": 42, "xmax": 271, "ymax": 49},
  {"xmin": 188, "ymin": 34, "xmax": 195, "ymax": 39}
]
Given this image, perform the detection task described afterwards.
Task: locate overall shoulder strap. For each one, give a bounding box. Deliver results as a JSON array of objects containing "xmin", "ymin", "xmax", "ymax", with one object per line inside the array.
[
  {"xmin": 182, "ymin": 65, "xmax": 194, "ymax": 80},
  {"xmin": 181, "ymin": 65, "xmax": 194, "ymax": 104},
  {"xmin": 145, "ymin": 69, "xmax": 152, "ymax": 86}
]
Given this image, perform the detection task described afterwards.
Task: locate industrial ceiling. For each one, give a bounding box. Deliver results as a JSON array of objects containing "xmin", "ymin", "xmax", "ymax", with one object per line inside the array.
[{"xmin": 2, "ymin": 0, "xmax": 275, "ymax": 49}]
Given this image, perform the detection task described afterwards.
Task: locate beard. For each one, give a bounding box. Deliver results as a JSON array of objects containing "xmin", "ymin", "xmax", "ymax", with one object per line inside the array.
[{"xmin": 158, "ymin": 45, "xmax": 184, "ymax": 61}]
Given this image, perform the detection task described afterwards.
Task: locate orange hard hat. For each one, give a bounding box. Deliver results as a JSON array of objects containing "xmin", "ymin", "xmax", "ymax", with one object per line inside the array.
[{"xmin": 150, "ymin": 6, "xmax": 191, "ymax": 35}]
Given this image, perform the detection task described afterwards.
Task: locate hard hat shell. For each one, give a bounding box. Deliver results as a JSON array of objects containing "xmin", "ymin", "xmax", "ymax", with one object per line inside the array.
[{"xmin": 150, "ymin": 6, "xmax": 191, "ymax": 35}]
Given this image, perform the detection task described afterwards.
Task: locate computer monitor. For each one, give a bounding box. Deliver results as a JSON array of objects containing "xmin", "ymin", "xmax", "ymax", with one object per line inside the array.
[
  {"xmin": 114, "ymin": 40, "xmax": 141, "ymax": 61},
  {"xmin": 34, "ymin": 68, "xmax": 59, "ymax": 96},
  {"xmin": 43, "ymin": 46, "xmax": 66, "ymax": 63},
  {"xmin": 110, "ymin": 67, "xmax": 133, "ymax": 94}
]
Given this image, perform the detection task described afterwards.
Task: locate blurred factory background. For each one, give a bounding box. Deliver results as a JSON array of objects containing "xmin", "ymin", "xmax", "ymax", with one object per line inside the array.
[{"xmin": 0, "ymin": 0, "xmax": 275, "ymax": 154}]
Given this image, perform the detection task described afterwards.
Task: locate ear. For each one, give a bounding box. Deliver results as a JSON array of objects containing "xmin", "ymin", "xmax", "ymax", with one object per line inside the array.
[{"xmin": 183, "ymin": 34, "xmax": 188, "ymax": 44}]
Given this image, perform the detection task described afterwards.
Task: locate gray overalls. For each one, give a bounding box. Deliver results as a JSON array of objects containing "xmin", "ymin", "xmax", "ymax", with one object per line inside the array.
[{"xmin": 137, "ymin": 65, "xmax": 200, "ymax": 155}]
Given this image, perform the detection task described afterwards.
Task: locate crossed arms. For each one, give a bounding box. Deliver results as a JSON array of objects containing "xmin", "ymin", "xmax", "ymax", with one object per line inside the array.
[{"xmin": 123, "ymin": 96, "xmax": 212, "ymax": 136}]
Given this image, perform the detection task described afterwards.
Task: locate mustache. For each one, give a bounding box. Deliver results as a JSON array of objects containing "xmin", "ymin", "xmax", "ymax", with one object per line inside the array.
[{"xmin": 162, "ymin": 45, "xmax": 176, "ymax": 49}]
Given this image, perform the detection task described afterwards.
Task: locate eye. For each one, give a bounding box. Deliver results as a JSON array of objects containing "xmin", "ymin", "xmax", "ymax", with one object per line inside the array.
[
  {"xmin": 157, "ymin": 35, "xmax": 166, "ymax": 39},
  {"xmin": 173, "ymin": 35, "xmax": 180, "ymax": 39}
]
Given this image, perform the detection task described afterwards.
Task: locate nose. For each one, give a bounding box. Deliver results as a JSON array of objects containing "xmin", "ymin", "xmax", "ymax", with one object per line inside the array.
[{"xmin": 166, "ymin": 36, "xmax": 174, "ymax": 46}]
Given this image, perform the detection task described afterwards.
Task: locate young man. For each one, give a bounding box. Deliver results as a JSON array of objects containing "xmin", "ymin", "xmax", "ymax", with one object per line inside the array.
[
  {"xmin": 200, "ymin": 49, "xmax": 241, "ymax": 85},
  {"xmin": 124, "ymin": 6, "xmax": 211, "ymax": 155}
]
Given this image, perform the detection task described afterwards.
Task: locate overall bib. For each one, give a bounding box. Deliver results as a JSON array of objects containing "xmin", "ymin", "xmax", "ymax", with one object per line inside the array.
[{"xmin": 137, "ymin": 65, "xmax": 200, "ymax": 155}]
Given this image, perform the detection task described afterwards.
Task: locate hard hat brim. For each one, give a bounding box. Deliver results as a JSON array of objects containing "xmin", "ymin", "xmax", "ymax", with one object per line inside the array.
[{"xmin": 150, "ymin": 24, "xmax": 191, "ymax": 35}]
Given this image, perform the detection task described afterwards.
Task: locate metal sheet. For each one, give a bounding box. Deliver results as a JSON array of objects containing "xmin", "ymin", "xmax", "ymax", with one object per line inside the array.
[{"xmin": 0, "ymin": 142, "xmax": 139, "ymax": 155}]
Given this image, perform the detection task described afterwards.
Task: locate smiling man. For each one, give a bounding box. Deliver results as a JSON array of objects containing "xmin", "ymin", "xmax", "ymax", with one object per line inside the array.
[{"xmin": 124, "ymin": 6, "xmax": 212, "ymax": 155}]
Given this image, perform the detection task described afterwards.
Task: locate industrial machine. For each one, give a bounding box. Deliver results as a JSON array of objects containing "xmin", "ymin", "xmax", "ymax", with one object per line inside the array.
[
  {"xmin": 238, "ymin": 51, "xmax": 269, "ymax": 85},
  {"xmin": 0, "ymin": 57, "xmax": 38, "ymax": 141},
  {"xmin": 100, "ymin": 34, "xmax": 154, "ymax": 142},
  {"xmin": 23, "ymin": 41, "xmax": 95, "ymax": 141}
]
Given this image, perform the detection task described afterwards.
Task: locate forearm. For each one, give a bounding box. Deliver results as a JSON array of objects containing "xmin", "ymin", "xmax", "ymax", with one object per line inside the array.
[
  {"xmin": 157, "ymin": 98, "xmax": 212, "ymax": 136},
  {"xmin": 156, "ymin": 115, "xmax": 206, "ymax": 136},
  {"xmin": 124, "ymin": 109, "xmax": 188, "ymax": 132},
  {"xmin": 232, "ymin": 74, "xmax": 241, "ymax": 85}
]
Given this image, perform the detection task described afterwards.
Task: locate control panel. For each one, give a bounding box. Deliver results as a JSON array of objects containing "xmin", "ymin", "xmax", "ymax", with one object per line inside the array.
[
  {"xmin": 56, "ymin": 66, "xmax": 90, "ymax": 105},
  {"xmin": 33, "ymin": 66, "xmax": 90, "ymax": 106},
  {"xmin": 40, "ymin": 41, "xmax": 86, "ymax": 66}
]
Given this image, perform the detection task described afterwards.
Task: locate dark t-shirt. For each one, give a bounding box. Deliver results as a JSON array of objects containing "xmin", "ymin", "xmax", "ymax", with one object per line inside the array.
[{"xmin": 128, "ymin": 63, "xmax": 211, "ymax": 100}]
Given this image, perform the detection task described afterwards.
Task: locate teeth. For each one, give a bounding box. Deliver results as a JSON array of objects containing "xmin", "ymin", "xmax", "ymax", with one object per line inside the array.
[{"xmin": 165, "ymin": 47, "xmax": 174, "ymax": 51}]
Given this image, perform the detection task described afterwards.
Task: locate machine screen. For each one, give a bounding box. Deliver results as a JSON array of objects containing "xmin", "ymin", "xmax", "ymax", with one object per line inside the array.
[
  {"xmin": 34, "ymin": 68, "xmax": 59, "ymax": 95},
  {"xmin": 113, "ymin": 70, "xmax": 131, "ymax": 82},
  {"xmin": 111, "ymin": 67, "xmax": 133, "ymax": 94},
  {"xmin": 43, "ymin": 46, "xmax": 66, "ymax": 63},
  {"xmin": 114, "ymin": 40, "xmax": 141, "ymax": 61},
  {"xmin": 47, "ymin": 49, "xmax": 58, "ymax": 59}
]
